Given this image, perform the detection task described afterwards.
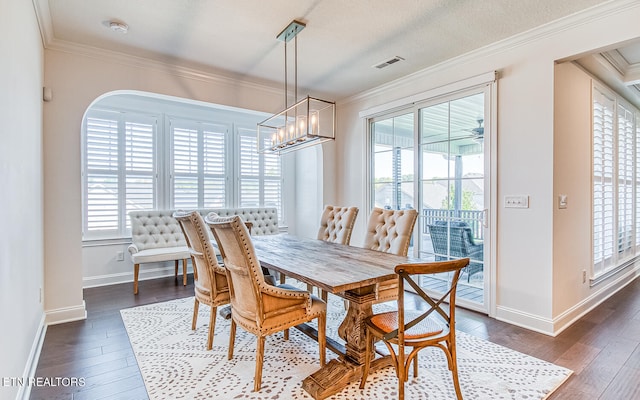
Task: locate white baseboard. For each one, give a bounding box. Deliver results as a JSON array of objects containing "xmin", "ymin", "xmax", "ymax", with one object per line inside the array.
[
  {"xmin": 551, "ymin": 265, "xmax": 640, "ymax": 335},
  {"xmin": 45, "ymin": 301, "xmax": 87, "ymax": 325},
  {"xmin": 495, "ymin": 305, "xmax": 555, "ymax": 335},
  {"xmin": 496, "ymin": 266, "xmax": 640, "ymax": 336},
  {"xmin": 82, "ymin": 264, "xmax": 193, "ymax": 288},
  {"xmin": 17, "ymin": 314, "xmax": 47, "ymax": 400}
]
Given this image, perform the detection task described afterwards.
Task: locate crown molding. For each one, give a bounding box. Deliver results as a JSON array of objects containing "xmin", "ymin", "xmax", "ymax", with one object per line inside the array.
[
  {"xmin": 47, "ymin": 38, "xmax": 285, "ymax": 97},
  {"xmin": 600, "ymin": 49, "xmax": 640, "ymax": 86},
  {"xmin": 32, "ymin": 0, "xmax": 53, "ymax": 47},
  {"xmin": 341, "ymin": 0, "xmax": 640, "ymax": 106},
  {"xmin": 593, "ymin": 53, "xmax": 627, "ymax": 82},
  {"xmin": 623, "ymin": 62, "xmax": 640, "ymax": 86},
  {"xmin": 32, "ymin": 0, "xmax": 283, "ymax": 99}
]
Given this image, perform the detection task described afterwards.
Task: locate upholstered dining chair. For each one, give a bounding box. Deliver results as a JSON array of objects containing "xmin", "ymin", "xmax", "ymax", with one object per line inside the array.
[
  {"xmin": 279, "ymin": 205, "xmax": 359, "ymax": 288},
  {"xmin": 206, "ymin": 215, "xmax": 327, "ymax": 392},
  {"xmin": 173, "ymin": 211, "xmax": 230, "ymax": 350},
  {"xmin": 363, "ymin": 207, "xmax": 418, "ymax": 303},
  {"xmin": 316, "ymin": 205, "xmax": 359, "ymax": 245},
  {"xmin": 293, "ymin": 205, "xmax": 359, "ymax": 301},
  {"xmin": 359, "ymin": 258, "xmax": 470, "ymax": 400}
]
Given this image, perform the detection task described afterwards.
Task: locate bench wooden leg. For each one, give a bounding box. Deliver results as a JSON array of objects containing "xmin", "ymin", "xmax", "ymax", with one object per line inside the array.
[
  {"xmin": 280, "ymin": 273, "xmax": 286, "ymax": 284},
  {"xmin": 174, "ymin": 260, "xmax": 179, "ymax": 279},
  {"xmin": 183, "ymin": 258, "xmax": 188, "ymax": 286},
  {"xmin": 134, "ymin": 263, "xmax": 140, "ymax": 294}
]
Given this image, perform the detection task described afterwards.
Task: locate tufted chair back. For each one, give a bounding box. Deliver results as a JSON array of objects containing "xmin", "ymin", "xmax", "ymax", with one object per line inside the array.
[
  {"xmin": 173, "ymin": 211, "xmax": 228, "ymax": 300},
  {"xmin": 199, "ymin": 208, "xmax": 279, "ymax": 236},
  {"xmin": 363, "ymin": 207, "xmax": 418, "ymax": 256},
  {"xmin": 206, "ymin": 215, "xmax": 267, "ymax": 325},
  {"xmin": 173, "ymin": 210, "xmax": 230, "ymax": 350},
  {"xmin": 130, "ymin": 210, "xmax": 187, "ymax": 251},
  {"xmin": 316, "ymin": 205, "xmax": 359, "ymax": 245}
]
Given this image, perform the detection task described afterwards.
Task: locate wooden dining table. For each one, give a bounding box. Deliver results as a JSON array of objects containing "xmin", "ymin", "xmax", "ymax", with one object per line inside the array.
[{"xmin": 251, "ymin": 233, "xmax": 417, "ymax": 400}]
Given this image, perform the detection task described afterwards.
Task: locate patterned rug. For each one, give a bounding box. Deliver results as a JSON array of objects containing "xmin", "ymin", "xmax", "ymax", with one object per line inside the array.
[{"xmin": 121, "ymin": 296, "xmax": 572, "ymax": 399}]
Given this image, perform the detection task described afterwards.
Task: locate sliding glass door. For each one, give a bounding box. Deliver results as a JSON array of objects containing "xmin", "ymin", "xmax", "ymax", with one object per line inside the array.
[
  {"xmin": 419, "ymin": 92, "xmax": 487, "ymax": 310},
  {"xmin": 370, "ymin": 87, "xmax": 491, "ymax": 311}
]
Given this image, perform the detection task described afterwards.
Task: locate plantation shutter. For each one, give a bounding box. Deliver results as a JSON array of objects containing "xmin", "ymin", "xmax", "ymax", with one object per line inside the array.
[
  {"xmin": 238, "ymin": 128, "xmax": 282, "ymax": 218},
  {"xmin": 592, "ymin": 86, "xmax": 615, "ymax": 275},
  {"xmin": 85, "ymin": 115, "xmax": 120, "ymax": 233},
  {"xmin": 617, "ymin": 102, "xmax": 635, "ymax": 260},
  {"xmin": 84, "ymin": 110, "xmax": 157, "ymax": 237},
  {"xmin": 125, "ymin": 120, "xmax": 156, "ymax": 229},
  {"xmin": 171, "ymin": 120, "xmax": 227, "ymax": 209},
  {"xmin": 172, "ymin": 125, "xmax": 199, "ymax": 209},
  {"xmin": 239, "ymin": 134, "xmax": 260, "ymax": 207}
]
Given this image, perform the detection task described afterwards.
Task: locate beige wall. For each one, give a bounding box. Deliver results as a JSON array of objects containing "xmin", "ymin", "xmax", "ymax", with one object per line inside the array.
[
  {"xmin": 0, "ymin": 0, "xmax": 45, "ymax": 398},
  {"xmin": 335, "ymin": 2, "xmax": 640, "ymax": 334},
  {"xmin": 553, "ymin": 62, "xmax": 640, "ymax": 330},
  {"xmin": 42, "ymin": 49, "xmax": 322, "ymax": 320}
]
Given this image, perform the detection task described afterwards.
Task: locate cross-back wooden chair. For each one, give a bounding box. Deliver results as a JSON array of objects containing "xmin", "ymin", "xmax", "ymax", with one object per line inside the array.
[{"xmin": 360, "ymin": 258, "xmax": 470, "ymax": 400}]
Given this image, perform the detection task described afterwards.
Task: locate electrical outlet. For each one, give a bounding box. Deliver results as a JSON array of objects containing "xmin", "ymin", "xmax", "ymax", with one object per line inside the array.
[
  {"xmin": 116, "ymin": 251, "xmax": 125, "ymax": 261},
  {"xmin": 582, "ymin": 270, "xmax": 587, "ymax": 283},
  {"xmin": 504, "ymin": 195, "xmax": 529, "ymax": 208}
]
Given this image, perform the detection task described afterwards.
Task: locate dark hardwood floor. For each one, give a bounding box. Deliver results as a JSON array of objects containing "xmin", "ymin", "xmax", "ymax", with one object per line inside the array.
[{"xmin": 30, "ymin": 275, "xmax": 640, "ymax": 399}]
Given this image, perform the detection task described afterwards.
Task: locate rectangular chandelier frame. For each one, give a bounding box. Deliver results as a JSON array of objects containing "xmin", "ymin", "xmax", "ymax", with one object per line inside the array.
[{"xmin": 257, "ymin": 95, "xmax": 335, "ymax": 154}]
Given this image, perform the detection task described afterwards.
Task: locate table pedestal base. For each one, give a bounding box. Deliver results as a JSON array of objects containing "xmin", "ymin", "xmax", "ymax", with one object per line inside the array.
[{"xmin": 302, "ymin": 355, "xmax": 392, "ymax": 400}]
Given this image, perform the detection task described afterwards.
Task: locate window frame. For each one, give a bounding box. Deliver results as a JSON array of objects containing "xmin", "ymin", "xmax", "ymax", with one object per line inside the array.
[
  {"xmin": 591, "ymin": 82, "xmax": 640, "ymax": 281},
  {"xmin": 82, "ymin": 109, "xmax": 159, "ymax": 239},
  {"xmin": 81, "ymin": 103, "xmax": 286, "ymax": 241}
]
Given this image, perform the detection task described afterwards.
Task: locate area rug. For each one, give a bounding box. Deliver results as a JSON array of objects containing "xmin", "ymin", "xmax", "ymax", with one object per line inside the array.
[{"xmin": 121, "ymin": 296, "xmax": 572, "ymax": 399}]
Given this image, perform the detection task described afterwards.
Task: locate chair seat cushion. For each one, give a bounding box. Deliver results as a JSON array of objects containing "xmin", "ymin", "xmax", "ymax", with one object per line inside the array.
[
  {"xmin": 130, "ymin": 246, "xmax": 190, "ymax": 263},
  {"xmin": 369, "ymin": 310, "xmax": 444, "ymax": 340}
]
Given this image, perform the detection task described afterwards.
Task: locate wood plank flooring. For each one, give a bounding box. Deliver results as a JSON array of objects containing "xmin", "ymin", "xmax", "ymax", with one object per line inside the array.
[{"xmin": 30, "ymin": 275, "xmax": 640, "ymax": 399}]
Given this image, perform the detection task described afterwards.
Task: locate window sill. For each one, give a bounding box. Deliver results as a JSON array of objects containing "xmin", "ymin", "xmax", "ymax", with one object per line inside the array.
[
  {"xmin": 590, "ymin": 257, "xmax": 638, "ymax": 286},
  {"xmin": 82, "ymin": 237, "xmax": 132, "ymax": 247}
]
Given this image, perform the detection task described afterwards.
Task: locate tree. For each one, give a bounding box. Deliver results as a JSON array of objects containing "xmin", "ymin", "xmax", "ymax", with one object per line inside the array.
[{"xmin": 441, "ymin": 184, "xmax": 476, "ymax": 210}]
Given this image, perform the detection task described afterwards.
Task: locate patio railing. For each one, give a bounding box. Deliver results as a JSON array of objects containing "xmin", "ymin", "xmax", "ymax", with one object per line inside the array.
[{"xmin": 422, "ymin": 208, "xmax": 484, "ymax": 240}]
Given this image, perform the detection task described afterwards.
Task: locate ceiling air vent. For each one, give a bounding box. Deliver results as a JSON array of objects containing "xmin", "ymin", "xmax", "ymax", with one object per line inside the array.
[{"xmin": 373, "ymin": 56, "xmax": 405, "ymax": 69}]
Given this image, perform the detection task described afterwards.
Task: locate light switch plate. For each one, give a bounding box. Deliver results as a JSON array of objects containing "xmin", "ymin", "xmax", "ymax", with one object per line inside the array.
[
  {"xmin": 504, "ymin": 195, "xmax": 529, "ymax": 208},
  {"xmin": 558, "ymin": 194, "xmax": 568, "ymax": 209}
]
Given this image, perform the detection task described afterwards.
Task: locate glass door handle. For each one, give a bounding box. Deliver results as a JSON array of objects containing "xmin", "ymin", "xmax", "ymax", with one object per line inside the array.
[{"xmin": 482, "ymin": 209, "xmax": 488, "ymax": 228}]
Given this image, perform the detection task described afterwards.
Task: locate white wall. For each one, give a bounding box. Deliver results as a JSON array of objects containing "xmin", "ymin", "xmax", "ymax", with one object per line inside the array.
[
  {"xmin": 0, "ymin": 0, "xmax": 45, "ymax": 398},
  {"xmin": 335, "ymin": 1, "xmax": 640, "ymax": 334}
]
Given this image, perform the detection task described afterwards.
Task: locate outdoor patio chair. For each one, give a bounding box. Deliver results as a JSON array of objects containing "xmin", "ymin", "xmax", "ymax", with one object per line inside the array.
[{"xmin": 428, "ymin": 220, "xmax": 483, "ymax": 282}]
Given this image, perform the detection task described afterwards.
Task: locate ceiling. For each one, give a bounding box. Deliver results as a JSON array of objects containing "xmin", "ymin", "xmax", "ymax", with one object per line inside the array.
[
  {"xmin": 35, "ymin": 0, "xmax": 614, "ymax": 100},
  {"xmin": 574, "ymin": 40, "xmax": 640, "ymax": 108}
]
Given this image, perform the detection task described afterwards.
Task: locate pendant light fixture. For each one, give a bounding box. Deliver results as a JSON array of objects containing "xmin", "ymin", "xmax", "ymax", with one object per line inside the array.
[{"xmin": 257, "ymin": 20, "xmax": 335, "ymax": 154}]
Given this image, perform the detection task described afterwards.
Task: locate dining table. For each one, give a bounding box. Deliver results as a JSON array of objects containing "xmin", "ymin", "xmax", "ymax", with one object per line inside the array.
[{"xmin": 251, "ymin": 233, "xmax": 418, "ymax": 400}]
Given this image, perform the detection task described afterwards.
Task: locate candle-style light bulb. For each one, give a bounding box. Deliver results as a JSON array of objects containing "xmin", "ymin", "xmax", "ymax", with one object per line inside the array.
[
  {"xmin": 287, "ymin": 120, "xmax": 295, "ymax": 142},
  {"xmin": 310, "ymin": 110, "xmax": 319, "ymax": 135},
  {"xmin": 296, "ymin": 115, "xmax": 307, "ymax": 139}
]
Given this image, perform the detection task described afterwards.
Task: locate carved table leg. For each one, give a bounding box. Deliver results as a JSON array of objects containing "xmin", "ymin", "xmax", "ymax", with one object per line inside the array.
[
  {"xmin": 337, "ymin": 293, "xmax": 373, "ymax": 364},
  {"xmin": 302, "ymin": 286, "xmax": 392, "ymax": 400}
]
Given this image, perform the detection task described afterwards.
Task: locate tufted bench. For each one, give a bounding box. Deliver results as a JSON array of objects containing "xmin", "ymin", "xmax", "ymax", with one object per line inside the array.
[{"xmin": 128, "ymin": 207, "xmax": 279, "ymax": 294}]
